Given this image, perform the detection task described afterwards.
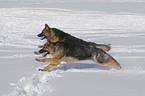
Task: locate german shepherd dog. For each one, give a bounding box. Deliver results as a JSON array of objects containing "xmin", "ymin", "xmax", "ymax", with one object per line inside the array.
[
  {"xmin": 37, "ymin": 24, "xmax": 111, "ymax": 52},
  {"xmin": 35, "ymin": 41, "xmax": 121, "ymax": 71}
]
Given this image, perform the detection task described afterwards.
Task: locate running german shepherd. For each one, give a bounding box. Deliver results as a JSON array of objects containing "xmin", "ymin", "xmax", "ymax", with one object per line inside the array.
[
  {"xmin": 35, "ymin": 41, "xmax": 121, "ymax": 71},
  {"xmin": 37, "ymin": 24, "xmax": 111, "ymax": 51}
]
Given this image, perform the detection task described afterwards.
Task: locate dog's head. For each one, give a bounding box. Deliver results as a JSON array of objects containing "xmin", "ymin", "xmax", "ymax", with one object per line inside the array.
[
  {"xmin": 38, "ymin": 24, "xmax": 64, "ymax": 42},
  {"xmin": 37, "ymin": 24, "xmax": 53, "ymax": 40},
  {"xmin": 42, "ymin": 40, "xmax": 62, "ymax": 55}
]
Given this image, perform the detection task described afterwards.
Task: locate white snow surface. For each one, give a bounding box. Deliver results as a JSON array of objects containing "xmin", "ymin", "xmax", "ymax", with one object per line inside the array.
[{"xmin": 0, "ymin": 1, "xmax": 145, "ymax": 96}]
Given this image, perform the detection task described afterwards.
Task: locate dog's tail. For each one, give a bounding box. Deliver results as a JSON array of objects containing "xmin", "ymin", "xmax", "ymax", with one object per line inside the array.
[
  {"xmin": 95, "ymin": 44, "xmax": 111, "ymax": 51},
  {"xmin": 93, "ymin": 49, "xmax": 121, "ymax": 69},
  {"xmin": 89, "ymin": 42, "xmax": 111, "ymax": 51}
]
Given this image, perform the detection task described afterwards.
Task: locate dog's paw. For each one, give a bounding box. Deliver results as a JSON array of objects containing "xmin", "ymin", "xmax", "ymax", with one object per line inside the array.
[
  {"xmin": 35, "ymin": 58, "xmax": 40, "ymax": 61},
  {"xmin": 38, "ymin": 69, "xmax": 42, "ymax": 71},
  {"xmin": 34, "ymin": 51, "xmax": 39, "ymax": 55},
  {"xmin": 38, "ymin": 69, "xmax": 46, "ymax": 71},
  {"xmin": 38, "ymin": 46, "xmax": 41, "ymax": 48},
  {"xmin": 38, "ymin": 45, "xmax": 43, "ymax": 48},
  {"xmin": 35, "ymin": 58, "xmax": 46, "ymax": 62}
]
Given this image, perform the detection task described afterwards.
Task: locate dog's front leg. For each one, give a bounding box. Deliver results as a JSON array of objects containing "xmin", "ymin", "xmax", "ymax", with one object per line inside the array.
[
  {"xmin": 39, "ymin": 63, "xmax": 59, "ymax": 71},
  {"xmin": 34, "ymin": 49, "xmax": 44, "ymax": 55},
  {"xmin": 34, "ymin": 49, "xmax": 50, "ymax": 57},
  {"xmin": 36, "ymin": 58, "xmax": 60, "ymax": 63},
  {"xmin": 35, "ymin": 58, "xmax": 47, "ymax": 62},
  {"xmin": 36, "ymin": 58, "xmax": 61, "ymax": 71},
  {"xmin": 38, "ymin": 44, "xmax": 44, "ymax": 48}
]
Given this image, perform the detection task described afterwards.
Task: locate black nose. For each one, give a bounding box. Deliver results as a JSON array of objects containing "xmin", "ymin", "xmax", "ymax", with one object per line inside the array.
[{"xmin": 37, "ymin": 33, "xmax": 43, "ymax": 37}]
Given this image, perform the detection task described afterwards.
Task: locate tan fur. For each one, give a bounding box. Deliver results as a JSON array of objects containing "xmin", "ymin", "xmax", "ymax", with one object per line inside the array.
[
  {"xmin": 48, "ymin": 30, "xmax": 60, "ymax": 42},
  {"xmin": 38, "ymin": 25, "xmax": 111, "ymax": 51},
  {"xmin": 36, "ymin": 42, "xmax": 121, "ymax": 71},
  {"xmin": 34, "ymin": 51, "xmax": 41, "ymax": 55},
  {"xmin": 61, "ymin": 56, "xmax": 79, "ymax": 63},
  {"xmin": 36, "ymin": 43, "xmax": 66, "ymax": 71},
  {"xmin": 107, "ymin": 59, "xmax": 121, "ymax": 69},
  {"xmin": 38, "ymin": 44, "xmax": 44, "ymax": 48},
  {"xmin": 96, "ymin": 46, "xmax": 110, "ymax": 52}
]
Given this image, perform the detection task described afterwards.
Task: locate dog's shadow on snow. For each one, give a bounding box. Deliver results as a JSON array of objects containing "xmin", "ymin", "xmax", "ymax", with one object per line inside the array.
[{"xmin": 50, "ymin": 62, "xmax": 112, "ymax": 72}]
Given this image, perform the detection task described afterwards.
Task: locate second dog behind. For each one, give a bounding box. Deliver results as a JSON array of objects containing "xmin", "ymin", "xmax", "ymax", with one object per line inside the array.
[{"xmin": 37, "ymin": 24, "xmax": 111, "ymax": 51}]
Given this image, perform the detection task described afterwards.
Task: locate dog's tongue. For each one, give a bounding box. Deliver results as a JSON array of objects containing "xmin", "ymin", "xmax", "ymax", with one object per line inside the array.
[
  {"xmin": 41, "ymin": 36, "xmax": 45, "ymax": 40},
  {"xmin": 42, "ymin": 52, "xmax": 47, "ymax": 57}
]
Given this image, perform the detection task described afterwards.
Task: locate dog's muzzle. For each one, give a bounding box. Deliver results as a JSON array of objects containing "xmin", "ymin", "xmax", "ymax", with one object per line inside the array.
[{"xmin": 37, "ymin": 33, "xmax": 47, "ymax": 40}]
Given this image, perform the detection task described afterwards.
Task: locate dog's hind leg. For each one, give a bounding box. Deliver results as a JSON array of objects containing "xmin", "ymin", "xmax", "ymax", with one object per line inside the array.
[
  {"xmin": 95, "ymin": 44, "xmax": 111, "ymax": 51},
  {"xmin": 92, "ymin": 50, "xmax": 121, "ymax": 69},
  {"xmin": 89, "ymin": 42, "xmax": 111, "ymax": 51}
]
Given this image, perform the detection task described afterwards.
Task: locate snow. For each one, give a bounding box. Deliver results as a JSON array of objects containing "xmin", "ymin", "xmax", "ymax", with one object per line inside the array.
[
  {"xmin": 7, "ymin": 70, "xmax": 62, "ymax": 96},
  {"xmin": 0, "ymin": 0, "xmax": 145, "ymax": 96}
]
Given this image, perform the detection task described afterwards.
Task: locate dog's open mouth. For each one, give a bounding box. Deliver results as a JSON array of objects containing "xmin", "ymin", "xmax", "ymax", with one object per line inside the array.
[
  {"xmin": 37, "ymin": 33, "xmax": 47, "ymax": 40},
  {"xmin": 42, "ymin": 51, "xmax": 48, "ymax": 57},
  {"xmin": 41, "ymin": 36, "xmax": 46, "ymax": 40}
]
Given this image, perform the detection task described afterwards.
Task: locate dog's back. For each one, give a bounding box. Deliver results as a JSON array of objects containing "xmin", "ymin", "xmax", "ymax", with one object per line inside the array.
[
  {"xmin": 52, "ymin": 28, "xmax": 111, "ymax": 51},
  {"xmin": 52, "ymin": 28, "xmax": 88, "ymax": 45}
]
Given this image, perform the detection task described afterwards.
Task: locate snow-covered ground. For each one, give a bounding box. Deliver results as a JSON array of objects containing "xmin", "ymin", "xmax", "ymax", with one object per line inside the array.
[{"xmin": 0, "ymin": 0, "xmax": 145, "ymax": 96}]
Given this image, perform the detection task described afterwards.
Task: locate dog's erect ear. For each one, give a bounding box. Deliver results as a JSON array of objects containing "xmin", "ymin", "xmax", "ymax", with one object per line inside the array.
[
  {"xmin": 45, "ymin": 24, "xmax": 49, "ymax": 27},
  {"xmin": 45, "ymin": 24, "xmax": 50, "ymax": 30}
]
